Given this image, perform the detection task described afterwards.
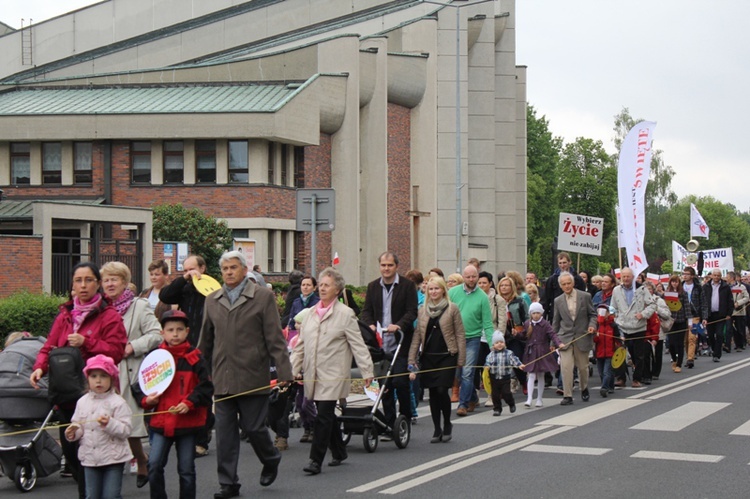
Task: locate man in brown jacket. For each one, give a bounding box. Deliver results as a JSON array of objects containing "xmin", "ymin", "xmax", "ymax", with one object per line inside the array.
[{"xmin": 200, "ymin": 251, "xmax": 292, "ymax": 498}]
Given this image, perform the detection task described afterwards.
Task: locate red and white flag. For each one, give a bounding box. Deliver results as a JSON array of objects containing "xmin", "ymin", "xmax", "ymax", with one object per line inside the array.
[
  {"xmin": 690, "ymin": 203, "xmax": 710, "ymax": 239},
  {"xmin": 332, "ymin": 252, "xmax": 340, "ymax": 266},
  {"xmin": 617, "ymin": 121, "xmax": 656, "ymax": 276}
]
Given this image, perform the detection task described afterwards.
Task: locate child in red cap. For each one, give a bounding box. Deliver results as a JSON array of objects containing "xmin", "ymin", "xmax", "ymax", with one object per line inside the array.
[
  {"xmin": 65, "ymin": 354, "xmax": 133, "ymax": 499},
  {"xmin": 135, "ymin": 309, "xmax": 213, "ymax": 499}
]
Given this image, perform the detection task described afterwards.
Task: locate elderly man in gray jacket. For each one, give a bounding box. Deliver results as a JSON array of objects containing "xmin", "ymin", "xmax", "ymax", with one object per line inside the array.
[
  {"xmin": 200, "ymin": 250, "xmax": 292, "ymax": 498},
  {"xmin": 552, "ymin": 272, "xmax": 597, "ymax": 406},
  {"xmin": 610, "ymin": 267, "xmax": 656, "ymax": 388}
]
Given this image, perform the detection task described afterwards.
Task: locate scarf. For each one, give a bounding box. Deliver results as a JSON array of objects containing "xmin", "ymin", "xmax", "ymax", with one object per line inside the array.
[
  {"xmin": 112, "ymin": 289, "xmax": 135, "ymax": 316},
  {"xmin": 224, "ymin": 277, "xmax": 249, "ymax": 305},
  {"xmin": 71, "ymin": 293, "xmax": 103, "ymax": 334},
  {"xmin": 426, "ymin": 298, "xmax": 449, "ymax": 318},
  {"xmin": 300, "ymin": 292, "xmax": 313, "ymax": 306},
  {"xmin": 600, "ymin": 289, "xmax": 613, "ymax": 303},
  {"xmin": 316, "ymin": 299, "xmax": 335, "ymax": 319}
]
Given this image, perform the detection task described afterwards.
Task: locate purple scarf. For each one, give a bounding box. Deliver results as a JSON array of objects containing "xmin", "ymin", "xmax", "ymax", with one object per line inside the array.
[{"xmin": 112, "ymin": 289, "xmax": 135, "ymax": 316}]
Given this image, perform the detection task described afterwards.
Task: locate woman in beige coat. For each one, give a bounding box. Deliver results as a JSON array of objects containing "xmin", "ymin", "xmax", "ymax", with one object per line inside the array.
[
  {"xmin": 408, "ymin": 276, "xmax": 466, "ymax": 443},
  {"xmin": 100, "ymin": 261, "xmax": 161, "ymax": 487},
  {"xmin": 292, "ymin": 267, "xmax": 374, "ymax": 475}
]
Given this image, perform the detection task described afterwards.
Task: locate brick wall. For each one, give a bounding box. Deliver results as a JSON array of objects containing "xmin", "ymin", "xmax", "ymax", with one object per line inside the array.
[
  {"xmin": 0, "ymin": 236, "xmax": 43, "ymax": 297},
  {"xmin": 387, "ymin": 104, "xmax": 412, "ymax": 270},
  {"xmin": 296, "ymin": 134, "xmax": 332, "ymax": 275}
]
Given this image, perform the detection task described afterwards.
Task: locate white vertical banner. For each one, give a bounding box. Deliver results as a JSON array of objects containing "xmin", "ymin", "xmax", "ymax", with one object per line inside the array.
[{"xmin": 617, "ymin": 121, "xmax": 656, "ymax": 276}]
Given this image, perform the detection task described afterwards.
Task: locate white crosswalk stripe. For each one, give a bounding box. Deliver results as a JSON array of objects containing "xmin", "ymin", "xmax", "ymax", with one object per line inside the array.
[{"xmin": 629, "ymin": 401, "xmax": 730, "ymax": 432}]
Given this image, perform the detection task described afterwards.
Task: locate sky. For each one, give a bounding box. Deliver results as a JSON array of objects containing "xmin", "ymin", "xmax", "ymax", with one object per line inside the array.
[{"xmin": 3, "ymin": 0, "xmax": 749, "ymax": 211}]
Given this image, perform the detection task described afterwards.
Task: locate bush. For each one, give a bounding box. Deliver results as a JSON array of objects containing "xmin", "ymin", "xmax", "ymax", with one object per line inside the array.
[{"xmin": 0, "ymin": 292, "xmax": 67, "ymax": 346}]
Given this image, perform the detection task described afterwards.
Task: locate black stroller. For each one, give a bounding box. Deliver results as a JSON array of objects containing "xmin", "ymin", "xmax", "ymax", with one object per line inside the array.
[
  {"xmin": 338, "ymin": 326, "xmax": 411, "ymax": 453},
  {"xmin": 0, "ymin": 336, "xmax": 62, "ymax": 492}
]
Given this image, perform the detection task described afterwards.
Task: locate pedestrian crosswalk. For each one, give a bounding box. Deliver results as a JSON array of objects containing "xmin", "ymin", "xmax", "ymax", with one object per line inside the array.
[{"xmin": 629, "ymin": 401, "xmax": 730, "ymax": 431}]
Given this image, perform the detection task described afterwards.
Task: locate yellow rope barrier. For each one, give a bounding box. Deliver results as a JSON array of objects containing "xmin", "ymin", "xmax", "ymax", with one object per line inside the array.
[{"xmin": 2, "ymin": 302, "xmax": 745, "ymax": 438}]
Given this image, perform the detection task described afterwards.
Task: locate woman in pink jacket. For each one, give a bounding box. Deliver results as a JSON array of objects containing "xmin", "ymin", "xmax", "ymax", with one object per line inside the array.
[{"xmin": 30, "ymin": 262, "xmax": 127, "ymax": 499}]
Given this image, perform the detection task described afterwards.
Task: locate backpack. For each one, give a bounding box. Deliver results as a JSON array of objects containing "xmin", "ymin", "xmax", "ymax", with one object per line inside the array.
[{"xmin": 47, "ymin": 346, "xmax": 86, "ymax": 406}]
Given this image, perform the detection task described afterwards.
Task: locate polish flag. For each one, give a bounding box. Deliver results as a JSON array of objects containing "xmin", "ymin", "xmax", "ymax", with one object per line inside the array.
[{"xmin": 332, "ymin": 252, "xmax": 340, "ymax": 266}]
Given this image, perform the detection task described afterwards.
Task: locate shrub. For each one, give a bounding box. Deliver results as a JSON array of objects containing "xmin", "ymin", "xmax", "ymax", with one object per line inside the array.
[{"xmin": 0, "ymin": 291, "xmax": 67, "ymax": 345}]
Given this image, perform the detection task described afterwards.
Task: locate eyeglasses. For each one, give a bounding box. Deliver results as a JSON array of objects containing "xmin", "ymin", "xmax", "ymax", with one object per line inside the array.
[
  {"xmin": 73, "ymin": 277, "xmax": 98, "ymax": 285},
  {"xmin": 447, "ymin": 280, "xmax": 457, "ymax": 284}
]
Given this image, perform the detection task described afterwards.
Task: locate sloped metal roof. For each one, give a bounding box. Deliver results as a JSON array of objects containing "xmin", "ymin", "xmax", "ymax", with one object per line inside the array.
[
  {"xmin": 0, "ymin": 83, "xmax": 306, "ymax": 116},
  {"xmin": 0, "ymin": 198, "xmax": 105, "ymax": 220}
]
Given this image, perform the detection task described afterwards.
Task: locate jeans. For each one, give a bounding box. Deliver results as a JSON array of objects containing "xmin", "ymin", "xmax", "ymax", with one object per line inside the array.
[
  {"xmin": 84, "ymin": 462, "xmax": 124, "ymax": 499},
  {"xmin": 596, "ymin": 358, "xmax": 614, "ymax": 391},
  {"xmin": 148, "ymin": 432, "xmax": 196, "ymax": 499},
  {"xmin": 459, "ymin": 337, "xmax": 481, "ymax": 408}
]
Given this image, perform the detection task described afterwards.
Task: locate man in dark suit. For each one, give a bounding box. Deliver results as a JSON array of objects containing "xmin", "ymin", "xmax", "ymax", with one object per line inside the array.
[
  {"xmin": 544, "ymin": 251, "xmax": 586, "ymax": 321},
  {"xmin": 702, "ymin": 269, "xmax": 733, "ymax": 362},
  {"xmin": 361, "ymin": 251, "xmax": 418, "ymax": 431},
  {"xmin": 552, "ymin": 272, "xmax": 597, "ymax": 406}
]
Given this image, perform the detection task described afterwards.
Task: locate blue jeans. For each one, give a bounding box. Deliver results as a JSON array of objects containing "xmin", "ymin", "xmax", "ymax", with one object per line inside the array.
[
  {"xmin": 596, "ymin": 358, "xmax": 614, "ymax": 391},
  {"xmin": 459, "ymin": 337, "xmax": 481, "ymax": 408},
  {"xmin": 148, "ymin": 432, "xmax": 196, "ymax": 499},
  {"xmin": 84, "ymin": 462, "xmax": 124, "ymax": 499}
]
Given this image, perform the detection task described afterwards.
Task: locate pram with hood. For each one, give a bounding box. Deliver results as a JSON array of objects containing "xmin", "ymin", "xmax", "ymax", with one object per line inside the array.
[
  {"xmin": 0, "ymin": 336, "xmax": 63, "ymax": 492},
  {"xmin": 337, "ymin": 324, "xmax": 410, "ymax": 453}
]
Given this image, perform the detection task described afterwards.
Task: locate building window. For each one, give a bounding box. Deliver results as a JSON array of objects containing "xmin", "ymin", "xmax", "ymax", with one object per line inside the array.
[
  {"xmin": 231, "ymin": 229, "xmax": 249, "ymax": 239},
  {"xmin": 131, "ymin": 141, "xmax": 151, "ymax": 183},
  {"xmin": 267, "ymin": 142, "xmax": 275, "ymax": 184},
  {"xmin": 10, "ymin": 142, "xmax": 30, "ymax": 185},
  {"xmin": 268, "ymin": 230, "xmax": 275, "ymax": 271},
  {"xmin": 195, "ymin": 140, "xmax": 216, "ymax": 183},
  {"xmin": 228, "ymin": 140, "xmax": 248, "ymax": 183},
  {"xmin": 293, "ymin": 231, "xmax": 300, "ymax": 270},
  {"xmin": 280, "ymin": 145, "xmax": 288, "ymax": 186},
  {"xmin": 163, "ymin": 141, "xmax": 184, "ymax": 184},
  {"xmin": 294, "ymin": 146, "xmax": 304, "ymax": 188},
  {"xmin": 42, "ymin": 142, "xmax": 62, "ymax": 184},
  {"xmin": 74, "ymin": 142, "xmax": 93, "ymax": 184},
  {"xmin": 280, "ymin": 231, "xmax": 288, "ymax": 271}
]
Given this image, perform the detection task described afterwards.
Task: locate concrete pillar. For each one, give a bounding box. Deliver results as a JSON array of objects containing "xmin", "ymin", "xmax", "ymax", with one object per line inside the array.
[
  {"xmin": 318, "ymin": 36, "xmax": 361, "ymax": 284},
  {"xmin": 151, "ymin": 141, "xmax": 163, "ymax": 185},
  {"xmin": 0, "ymin": 142, "xmax": 9, "ymax": 185},
  {"xmin": 358, "ymin": 37, "xmax": 388, "ymax": 283},
  {"xmin": 216, "ymin": 139, "xmax": 228, "ymax": 184},
  {"xmin": 248, "ymin": 140, "xmax": 267, "ymax": 183},
  {"xmin": 30, "ymin": 142, "xmax": 41, "ymax": 185},
  {"xmin": 61, "ymin": 141, "xmax": 74, "ymax": 185},
  {"xmin": 494, "ymin": 0, "xmax": 521, "ymax": 272},
  {"xmin": 515, "ymin": 64, "xmax": 528, "ymax": 272},
  {"xmin": 183, "ymin": 139, "xmax": 195, "ymax": 184}
]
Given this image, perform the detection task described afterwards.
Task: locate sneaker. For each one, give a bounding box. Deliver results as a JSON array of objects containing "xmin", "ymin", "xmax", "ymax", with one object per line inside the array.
[
  {"xmin": 600, "ymin": 388, "xmax": 608, "ymax": 398},
  {"xmin": 274, "ymin": 436, "xmax": 289, "ymax": 451},
  {"xmin": 484, "ymin": 398, "xmax": 493, "ymax": 407},
  {"xmin": 300, "ymin": 430, "xmax": 312, "ymax": 443},
  {"xmin": 492, "ymin": 410, "xmax": 501, "ymax": 417},
  {"xmin": 535, "ymin": 400, "xmax": 543, "ymax": 407},
  {"xmin": 195, "ymin": 445, "xmax": 209, "ymax": 458},
  {"xmin": 456, "ymin": 406, "xmax": 468, "ymax": 417},
  {"xmin": 713, "ymin": 357, "xmax": 720, "ymax": 362},
  {"xmin": 524, "ymin": 402, "xmax": 531, "ymax": 408},
  {"xmin": 60, "ymin": 462, "xmax": 73, "ymax": 478}
]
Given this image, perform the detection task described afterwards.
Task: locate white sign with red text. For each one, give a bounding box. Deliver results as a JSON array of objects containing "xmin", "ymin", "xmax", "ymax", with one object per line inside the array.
[
  {"xmin": 557, "ymin": 212, "xmax": 604, "ymax": 256},
  {"xmin": 672, "ymin": 241, "xmax": 734, "ymax": 276}
]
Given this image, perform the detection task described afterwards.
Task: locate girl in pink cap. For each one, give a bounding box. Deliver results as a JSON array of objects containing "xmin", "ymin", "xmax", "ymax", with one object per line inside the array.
[{"xmin": 65, "ymin": 354, "xmax": 133, "ymax": 499}]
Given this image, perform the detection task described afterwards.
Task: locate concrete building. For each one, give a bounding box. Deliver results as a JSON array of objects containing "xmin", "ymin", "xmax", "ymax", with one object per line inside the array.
[{"xmin": 0, "ymin": 0, "xmax": 526, "ymax": 294}]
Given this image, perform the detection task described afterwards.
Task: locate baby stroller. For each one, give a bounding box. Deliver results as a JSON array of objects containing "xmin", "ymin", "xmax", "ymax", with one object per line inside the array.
[
  {"xmin": 0, "ymin": 336, "xmax": 62, "ymax": 492},
  {"xmin": 338, "ymin": 326, "xmax": 410, "ymax": 453}
]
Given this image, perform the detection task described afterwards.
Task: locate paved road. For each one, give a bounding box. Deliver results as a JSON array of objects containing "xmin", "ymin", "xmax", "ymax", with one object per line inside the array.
[{"xmin": 3, "ymin": 351, "xmax": 749, "ymax": 498}]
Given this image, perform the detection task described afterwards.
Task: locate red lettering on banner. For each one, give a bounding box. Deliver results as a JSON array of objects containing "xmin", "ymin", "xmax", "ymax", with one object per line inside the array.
[{"xmin": 562, "ymin": 217, "xmax": 600, "ymax": 238}]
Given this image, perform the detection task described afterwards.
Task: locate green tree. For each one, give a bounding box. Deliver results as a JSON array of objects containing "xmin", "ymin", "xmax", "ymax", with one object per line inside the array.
[
  {"xmin": 152, "ymin": 204, "xmax": 233, "ymax": 278},
  {"xmin": 557, "ymin": 137, "xmax": 619, "ymax": 274},
  {"xmin": 526, "ymin": 105, "xmax": 563, "ymax": 276}
]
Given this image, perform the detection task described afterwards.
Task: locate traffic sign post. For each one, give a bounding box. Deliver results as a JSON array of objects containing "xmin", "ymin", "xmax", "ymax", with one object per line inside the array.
[{"xmin": 296, "ymin": 189, "xmax": 335, "ymax": 276}]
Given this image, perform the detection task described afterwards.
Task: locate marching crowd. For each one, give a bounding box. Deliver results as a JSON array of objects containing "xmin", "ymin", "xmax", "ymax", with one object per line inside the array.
[{"xmin": 4, "ymin": 247, "xmax": 747, "ymax": 499}]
